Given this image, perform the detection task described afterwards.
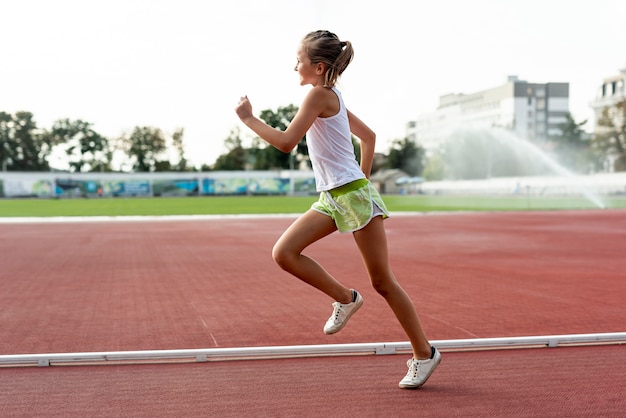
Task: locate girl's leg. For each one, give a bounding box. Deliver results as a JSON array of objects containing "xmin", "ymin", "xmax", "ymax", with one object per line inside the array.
[
  {"xmin": 352, "ymin": 216, "xmax": 431, "ymax": 359},
  {"xmin": 273, "ymin": 209, "xmax": 353, "ymax": 304}
]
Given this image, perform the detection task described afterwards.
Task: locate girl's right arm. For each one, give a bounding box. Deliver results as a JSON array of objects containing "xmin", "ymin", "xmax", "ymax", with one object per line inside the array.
[{"xmin": 235, "ymin": 88, "xmax": 327, "ymax": 154}]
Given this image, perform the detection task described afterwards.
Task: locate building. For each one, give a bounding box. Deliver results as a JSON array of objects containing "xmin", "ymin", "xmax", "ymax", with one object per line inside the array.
[
  {"xmin": 589, "ymin": 64, "xmax": 626, "ymax": 131},
  {"xmin": 407, "ymin": 76, "xmax": 570, "ymax": 153},
  {"xmin": 369, "ymin": 168, "xmax": 410, "ymax": 194},
  {"xmin": 589, "ymin": 63, "xmax": 626, "ymax": 172}
]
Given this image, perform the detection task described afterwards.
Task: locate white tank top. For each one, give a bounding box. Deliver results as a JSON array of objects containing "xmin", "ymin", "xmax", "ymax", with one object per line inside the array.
[{"xmin": 306, "ymin": 87, "xmax": 365, "ymax": 191}]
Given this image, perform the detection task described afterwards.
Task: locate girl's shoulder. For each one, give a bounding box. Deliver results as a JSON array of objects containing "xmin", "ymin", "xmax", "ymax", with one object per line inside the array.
[
  {"xmin": 307, "ymin": 85, "xmax": 336, "ymax": 98},
  {"xmin": 304, "ymin": 86, "xmax": 340, "ymax": 118}
]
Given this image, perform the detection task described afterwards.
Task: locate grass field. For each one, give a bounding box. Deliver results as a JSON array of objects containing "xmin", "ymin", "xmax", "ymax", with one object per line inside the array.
[{"xmin": 1, "ymin": 194, "xmax": 624, "ymax": 217}]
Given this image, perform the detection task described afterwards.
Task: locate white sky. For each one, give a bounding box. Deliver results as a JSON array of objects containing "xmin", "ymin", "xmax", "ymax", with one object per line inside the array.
[{"xmin": 2, "ymin": 0, "xmax": 626, "ymax": 169}]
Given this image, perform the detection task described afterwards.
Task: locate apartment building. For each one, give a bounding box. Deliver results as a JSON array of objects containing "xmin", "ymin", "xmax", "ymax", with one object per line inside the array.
[
  {"xmin": 588, "ymin": 63, "xmax": 626, "ymax": 172},
  {"xmin": 589, "ymin": 64, "xmax": 626, "ymax": 131},
  {"xmin": 407, "ymin": 76, "xmax": 569, "ymax": 152}
]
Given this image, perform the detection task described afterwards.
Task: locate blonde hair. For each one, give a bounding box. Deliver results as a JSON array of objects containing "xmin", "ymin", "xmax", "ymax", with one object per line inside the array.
[{"xmin": 301, "ymin": 30, "xmax": 354, "ymax": 88}]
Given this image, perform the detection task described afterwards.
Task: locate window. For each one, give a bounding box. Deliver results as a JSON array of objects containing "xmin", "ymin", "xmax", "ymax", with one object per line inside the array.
[{"xmin": 536, "ymin": 98, "xmax": 545, "ymax": 109}]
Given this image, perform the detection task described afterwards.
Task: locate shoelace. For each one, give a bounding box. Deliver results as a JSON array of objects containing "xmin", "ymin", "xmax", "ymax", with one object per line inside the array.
[
  {"xmin": 407, "ymin": 359, "xmax": 420, "ymax": 377},
  {"xmin": 331, "ymin": 302, "xmax": 344, "ymax": 321}
]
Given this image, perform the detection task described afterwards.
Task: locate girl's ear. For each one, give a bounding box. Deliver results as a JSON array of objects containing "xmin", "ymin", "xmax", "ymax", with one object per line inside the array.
[{"xmin": 315, "ymin": 62, "xmax": 326, "ymax": 75}]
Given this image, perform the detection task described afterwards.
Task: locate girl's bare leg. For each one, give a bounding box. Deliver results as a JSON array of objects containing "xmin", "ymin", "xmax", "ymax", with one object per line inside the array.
[
  {"xmin": 352, "ymin": 216, "xmax": 431, "ymax": 359},
  {"xmin": 272, "ymin": 209, "xmax": 353, "ymax": 304}
]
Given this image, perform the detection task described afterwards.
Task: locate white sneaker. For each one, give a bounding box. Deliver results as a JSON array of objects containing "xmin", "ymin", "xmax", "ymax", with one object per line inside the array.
[
  {"xmin": 323, "ymin": 290, "xmax": 363, "ymax": 334},
  {"xmin": 398, "ymin": 346, "xmax": 441, "ymax": 389}
]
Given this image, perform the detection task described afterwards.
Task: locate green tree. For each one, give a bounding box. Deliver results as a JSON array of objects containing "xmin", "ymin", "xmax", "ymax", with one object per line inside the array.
[
  {"xmin": 254, "ymin": 104, "xmax": 307, "ymax": 170},
  {"xmin": 48, "ymin": 118, "xmax": 109, "ymax": 172},
  {"xmin": 0, "ymin": 112, "xmax": 12, "ymax": 171},
  {"xmin": 171, "ymin": 128, "xmax": 189, "ymax": 171},
  {"xmin": 549, "ymin": 113, "xmax": 598, "ymax": 173},
  {"xmin": 0, "ymin": 111, "xmax": 50, "ymax": 171},
  {"xmin": 213, "ymin": 128, "xmax": 247, "ymax": 170},
  {"xmin": 385, "ymin": 138, "xmax": 425, "ymax": 176},
  {"xmin": 593, "ymin": 99, "xmax": 626, "ymax": 171},
  {"xmin": 121, "ymin": 126, "xmax": 167, "ymax": 172}
]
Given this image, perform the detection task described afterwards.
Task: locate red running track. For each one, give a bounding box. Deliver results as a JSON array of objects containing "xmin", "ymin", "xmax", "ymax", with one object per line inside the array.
[{"xmin": 1, "ymin": 210, "xmax": 625, "ymax": 416}]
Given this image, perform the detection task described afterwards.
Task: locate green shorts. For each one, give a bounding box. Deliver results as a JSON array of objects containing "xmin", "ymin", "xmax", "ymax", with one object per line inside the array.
[{"xmin": 311, "ymin": 178, "xmax": 390, "ymax": 233}]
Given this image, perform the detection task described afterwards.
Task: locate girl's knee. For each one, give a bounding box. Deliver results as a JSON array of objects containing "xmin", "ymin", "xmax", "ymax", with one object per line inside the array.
[
  {"xmin": 370, "ymin": 277, "xmax": 395, "ymax": 297},
  {"xmin": 272, "ymin": 242, "xmax": 293, "ymax": 270},
  {"xmin": 372, "ymin": 280, "xmax": 391, "ymax": 297}
]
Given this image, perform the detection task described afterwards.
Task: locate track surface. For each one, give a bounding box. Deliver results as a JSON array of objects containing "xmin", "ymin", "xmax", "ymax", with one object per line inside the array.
[{"xmin": 1, "ymin": 210, "xmax": 625, "ymax": 416}]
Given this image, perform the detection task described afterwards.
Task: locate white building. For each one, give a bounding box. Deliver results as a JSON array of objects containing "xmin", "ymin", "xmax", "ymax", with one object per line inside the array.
[
  {"xmin": 407, "ymin": 76, "xmax": 569, "ymax": 153},
  {"xmin": 589, "ymin": 64, "xmax": 626, "ymax": 131},
  {"xmin": 588, "ymin": 63, "xmax": 626, "ymax": 172}
]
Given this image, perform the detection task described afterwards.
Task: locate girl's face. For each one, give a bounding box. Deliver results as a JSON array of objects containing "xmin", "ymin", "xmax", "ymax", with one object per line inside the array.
[{"xmin": 295, "ymin": 47, "xmax": 322, "ymax": 87}]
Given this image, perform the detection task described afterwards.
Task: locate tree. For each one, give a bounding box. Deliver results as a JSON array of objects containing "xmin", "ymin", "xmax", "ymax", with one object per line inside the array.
[
  {"xmin": 121, "ymin": 126, "xmax": 168, "ymax": 172},
  {"xmin": 385, "ymin": 138, "xmax": 425, "ymax": 176},
  {"xmin": 549, "ymin": 113, "xmax": 598, "ymax": 173},
  {"xmin": 213, "ymin": 128, "xmax": 248, "ymax": 170},
  {"xmin": 593, "ymin": 99, "xmax": 626, "ymax": 171},
  {"xmin": 254, "ymin": 104, "xmax": 307, "ymax": 170},
  {"xmin": 0, "ymin": 112, "xmax": 11, "ymax": 171},
  {"xmin": 170, "ymin": 128, "xmax": 189, "ymax": 171},
  {"xmin": 0, "ymin": 111, "xmax": 50, "ymax": 171},
  {"xmin": 48, "ymin": 118, "xmax": 109, "ymax": 172}
]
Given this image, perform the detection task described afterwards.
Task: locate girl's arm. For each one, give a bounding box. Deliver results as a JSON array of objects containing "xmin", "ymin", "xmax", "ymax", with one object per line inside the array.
[
  {"xmin": 347, "ymin": 110, "xmax": 376, "ymax": 178},
  {"xmin": 235, "ymin": 88, "xmax": 327, "ymax": 154}
]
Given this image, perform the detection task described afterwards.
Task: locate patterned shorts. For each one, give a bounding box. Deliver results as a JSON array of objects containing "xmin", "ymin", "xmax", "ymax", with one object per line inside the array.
[{"xmin": 311, "ymin": 178, "xmax": 390, "ymax": 233}]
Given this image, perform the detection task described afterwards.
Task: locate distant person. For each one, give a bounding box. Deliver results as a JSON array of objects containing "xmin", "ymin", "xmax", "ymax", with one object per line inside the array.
[{"xmin": 235, "ymin": 30, "xmax": 440, "ymax": 389}]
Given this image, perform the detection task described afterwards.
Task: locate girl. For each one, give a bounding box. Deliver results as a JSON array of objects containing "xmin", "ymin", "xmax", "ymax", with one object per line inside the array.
[{"xmin": 235, "ymin": 30, "xmax": 440, "ymax": 389}]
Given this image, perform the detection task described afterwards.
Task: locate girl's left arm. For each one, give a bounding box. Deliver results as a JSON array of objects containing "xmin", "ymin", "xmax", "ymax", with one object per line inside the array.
[{"xmin": 347, "ymin": 110, "xmax": 376, "ymax": 178}]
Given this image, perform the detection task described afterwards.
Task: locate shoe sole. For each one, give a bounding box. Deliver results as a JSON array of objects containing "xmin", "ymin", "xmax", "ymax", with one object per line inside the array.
[
  {"xmin": 323, "ymin": 296, "xmax": 363, "ymax": 335},
  {"xmin": 398, "ymin": 350, "xmax": 442, "ymax": 389}
]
